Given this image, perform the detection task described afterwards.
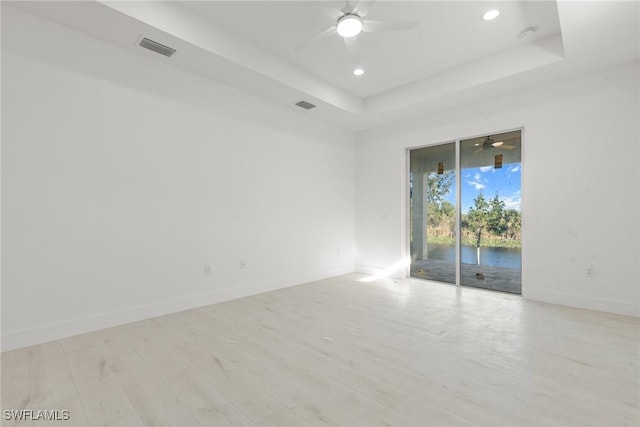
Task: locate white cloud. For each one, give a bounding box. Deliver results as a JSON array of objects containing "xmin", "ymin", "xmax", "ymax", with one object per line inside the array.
[
  {"xmin": 467, "ymin": 180, "xmax": 485, "ymax": 190},
  {"xmin": 508, "ymin": 165, "xmax": 520, "ymax": 173},
  {"xmin": 479, "ymin": 166, "xmax": 493, "ymax": 172},
  {"xmin": 500, "ymin": 191, "xmax": 521, "ymax": 211},
  {"xmin": 468, "ymin": 169, "xmax": 490, "ymax": 190}
]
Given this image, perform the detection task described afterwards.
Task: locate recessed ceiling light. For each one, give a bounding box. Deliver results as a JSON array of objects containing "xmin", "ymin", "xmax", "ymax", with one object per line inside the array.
[
  {"xmin": 337, "ymin": 15, "xmax": 363, "ymax": 38},
  {"xmin": 482, "ymin": 10, "xmax": 500, "ymax": 21},
  {"xmin": 353, "ymin": 68, "xmax": 364, "ymax": 76}
]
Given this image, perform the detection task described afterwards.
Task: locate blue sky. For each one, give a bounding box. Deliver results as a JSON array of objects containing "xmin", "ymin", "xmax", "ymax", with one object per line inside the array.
[{"xmin": 441, "ymin": 163, "xmax": 521, "ymax": 213}]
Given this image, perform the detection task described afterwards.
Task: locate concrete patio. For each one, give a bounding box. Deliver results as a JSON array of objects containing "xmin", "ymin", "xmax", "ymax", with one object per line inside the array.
[{"xmin": 411, "ymin": 259, "xmax": 521, "ymax": 294}]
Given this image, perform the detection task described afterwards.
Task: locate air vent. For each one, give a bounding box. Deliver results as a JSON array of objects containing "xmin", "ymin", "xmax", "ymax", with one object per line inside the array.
[
  {"xmin": 139, "ymin": 38, "xmax": 176, "ymax": 57},
  {"xmin": 295, "ymin": 100, "xmax": 316, "ymax": 110}
]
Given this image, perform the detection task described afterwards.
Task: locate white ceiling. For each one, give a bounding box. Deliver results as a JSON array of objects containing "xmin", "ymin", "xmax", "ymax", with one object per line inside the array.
[
  {"xmin": 180, "ymin": 1, "xmax": 561, "ymax": 98},
  {"xmin": 6, "ymin": 1, "xmax": 639, "ymax": 131}
]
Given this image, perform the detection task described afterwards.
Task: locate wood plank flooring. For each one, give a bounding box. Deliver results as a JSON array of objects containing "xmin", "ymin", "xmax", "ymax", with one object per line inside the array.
[{"xmin": 2, "ymin": 273, "xmax": 639, "ymax": 426}]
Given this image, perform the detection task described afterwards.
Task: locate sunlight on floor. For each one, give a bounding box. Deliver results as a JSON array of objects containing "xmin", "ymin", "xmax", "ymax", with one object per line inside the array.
[{"xmin": 358, "ymin": 257, "xmax": 411, "ymax": 283}]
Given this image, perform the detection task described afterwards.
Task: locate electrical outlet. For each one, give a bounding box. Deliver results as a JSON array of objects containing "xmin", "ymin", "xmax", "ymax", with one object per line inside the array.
[
  {"xmin": 586, "ymin": 264, "xmax": 595, "ymax": 278},
  {"xmin": 239, "ymin": 260, "xmax": 246, "ymax": 270}
]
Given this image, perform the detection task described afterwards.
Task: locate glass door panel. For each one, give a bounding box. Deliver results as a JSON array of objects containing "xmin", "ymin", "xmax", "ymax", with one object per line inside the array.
[
  {"xmin": 409, "ymin": 143, "xmax": 457, "ymax": 284},
  {"xmin": 460, "ymin": 131, "xmax": 522, "ymax": 293}
]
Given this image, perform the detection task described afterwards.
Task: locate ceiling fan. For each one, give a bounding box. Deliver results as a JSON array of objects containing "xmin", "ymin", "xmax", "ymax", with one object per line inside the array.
[
  {"xmin": 295, "ymin": 0, "xmax": 419, "ymax": 72},
  {"xmin": 473, "ymin": 136, "xmax": 517, "ymax": 155}
]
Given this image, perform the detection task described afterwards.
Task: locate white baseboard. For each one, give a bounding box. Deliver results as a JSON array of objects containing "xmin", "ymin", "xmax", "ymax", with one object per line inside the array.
[
  {"xmin": 1, "ymin": 266, "xmax": 355, "ymax": 351},
  {"xmin": 523, "ymin": 288, "xmax": 639, "ymax": 317}
]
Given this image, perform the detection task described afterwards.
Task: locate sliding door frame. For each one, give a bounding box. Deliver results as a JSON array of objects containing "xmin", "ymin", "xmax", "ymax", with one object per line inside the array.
[{"xmin": 404, "ymin": 126, "xmax": 525, "ymax": 292}]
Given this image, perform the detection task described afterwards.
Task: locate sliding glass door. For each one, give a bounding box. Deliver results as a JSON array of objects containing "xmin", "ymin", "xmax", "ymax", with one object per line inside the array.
[
  {"xmin": 460, "ymin": 131, "xmax": 522, "ymax": 293},
  {"xmin": 409, "ymin": 130, "xmax": 522, "ymax": 294},
  {"xmin": 409, "ymin": 143, "xmax": 456, "ymax": 284}
]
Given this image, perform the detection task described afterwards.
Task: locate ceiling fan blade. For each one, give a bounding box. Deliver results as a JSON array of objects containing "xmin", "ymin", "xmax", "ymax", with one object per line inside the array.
[
  {"xmin": 343, "ymin": 36, "xmax": 362, "ymax": 66},
  {"xmin": 363, "ymin": 20, "xmax": 419, "ymax": 32},
  {"xmin": 352, "ymin": 0, "xmax": 376, "ymax": 17},
  {"xmin": 342, "ymin": 1, "xmax": 356, "ymax": 14},
  {"xmin": 320, "ymin": 3, "xmax": 343, "ymax": 20},
  {"xmin": 473, "ymin": 148, "xmax": 483, "ymax": 155},
  {"xmin": 499, "ymin": 144, "xmax": 516, "ymax": 150},
  {"xmin": 322, "ymin": 9, "xmax": 343, "ymax": 20},
  {"xmin": 295, "ymin": 26, "xmax": 337, "ymax": 52}
]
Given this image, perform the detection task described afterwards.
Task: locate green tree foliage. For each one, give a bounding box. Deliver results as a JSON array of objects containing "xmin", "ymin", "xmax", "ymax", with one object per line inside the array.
[
  {"xmin": 427, "ymin": 200, "xmax": 456, "ymax": 239},
  {"xmin": 426, "ymin": 171, "xmax": 454, "ymax": 204},
  {"xmin": 504, "ymin": 209, "xmax": 521, "ymax": 240},
  {"xmin": 426, "ymin": 172, "xmax": 455, "ymax": 237},
  {"xmin": 462, "ymin": 192, "xmax": 521, "ymax": 248},
  {"xmin": 419, "ymin": 169, "xmax": 522, "ymax": 248},
  {"xmin": 488, "ymin": 193, "xmax": 506, "ymax": 236},
  {"xmin": 464, "ymin": 192, "xmax": 490, "ymax": 248}
]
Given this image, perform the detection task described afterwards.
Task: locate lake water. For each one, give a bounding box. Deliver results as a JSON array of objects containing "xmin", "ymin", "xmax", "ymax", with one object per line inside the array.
[{"xmin": 427, "ymin": 243, "xmax": 521, "ymax": 269}]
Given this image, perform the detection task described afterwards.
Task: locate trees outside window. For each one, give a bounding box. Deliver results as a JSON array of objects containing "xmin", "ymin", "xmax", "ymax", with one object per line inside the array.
[{"xmin": 462, "ymin": 191, "xmax": 521, "ymax": 264}]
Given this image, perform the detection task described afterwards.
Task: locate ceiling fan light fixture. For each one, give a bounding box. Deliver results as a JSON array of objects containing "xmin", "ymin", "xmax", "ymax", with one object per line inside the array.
[
  {"xmin": 492, "ymin": 141, "xmax": 504, "ymax": 147},
  {"xmin": 482, "ymin": 9, "xmax": 500, "ymax": 21},
  {"xmin": 353, "ymin": 67, "xmax": 364, "ymax": 76},
  {"xmin": 337, "ymin": 14, "xmax": 363, "ymax": 38}
]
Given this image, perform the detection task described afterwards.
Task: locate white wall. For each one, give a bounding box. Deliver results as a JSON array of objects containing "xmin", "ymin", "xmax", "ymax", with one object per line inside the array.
[
  {"xmin": 356, "ymin": 62, "xmax": 640, "ymax": 317},
  {"xmin": 1, "ymin": 8, "xmax": 355, "ymax": 350},
  {"xmin": 2, "ymin": 6, "xmax": 638, "ymax": 354}
]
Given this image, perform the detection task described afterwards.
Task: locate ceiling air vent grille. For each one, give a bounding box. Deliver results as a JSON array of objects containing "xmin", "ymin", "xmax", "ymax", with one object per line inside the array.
[
  {"xmin": 139, "ymin": 38, "xmax": 176, "ymax": 57},
  {"xmin": 295, "ymin": 100, "xmax": 316, "ymax": 110}
]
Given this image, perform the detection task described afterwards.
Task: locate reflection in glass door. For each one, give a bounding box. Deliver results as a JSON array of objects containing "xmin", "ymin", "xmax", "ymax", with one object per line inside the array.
[
  {"xmin": 409, "ymin": 130, "xmax": 522, "ymax": 294},
  {"xmin": 409, "ymin": 143, "xmax": 457, "ymax": 284},
  {"xmin": 460, "ymin": 131, "xmax": 522, "ymax": 293}
]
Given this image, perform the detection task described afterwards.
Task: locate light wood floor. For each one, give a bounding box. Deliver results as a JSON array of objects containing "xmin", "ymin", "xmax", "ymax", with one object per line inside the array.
[{"xmin": 2, "ymin": 274, "xmax": 639, "ymax": 426}]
